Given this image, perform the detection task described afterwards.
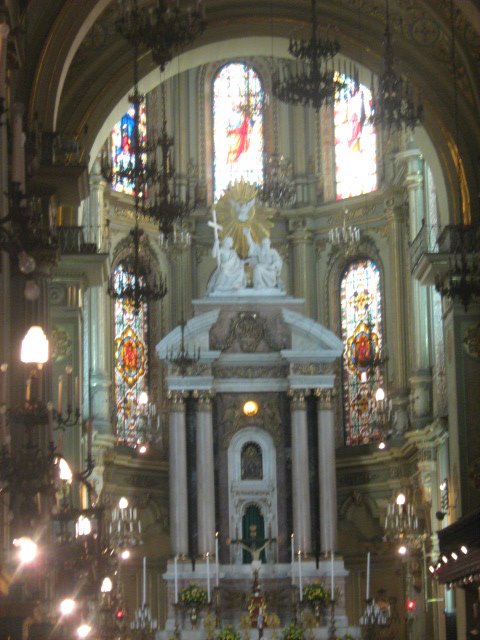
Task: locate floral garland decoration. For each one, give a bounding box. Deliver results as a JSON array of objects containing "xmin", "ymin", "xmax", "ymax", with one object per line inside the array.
[
  {"xmin": 180, "ymin": 584, "xmax": 208, "ymax": 606},
  {"xmin": 216, "ymin": 625, "xmax": 241, "ymax": 640},
  {"xmin": 282, "ymin": 622, "xmax": 305, "ymax": 640}
]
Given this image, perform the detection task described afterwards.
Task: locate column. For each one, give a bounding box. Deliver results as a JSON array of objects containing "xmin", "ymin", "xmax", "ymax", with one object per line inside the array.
[
  {"xmin": 196, "ymin": 391, "xmax": 215, "ymax": 555},
  {"xmin": 401, "ymin": 148, "xmax": 433, "ymax": 429},
  {"xmin": 289, "ymin": 223, "xmax": 315, "ymax": 317},
  {"xmin": 11, "ymin": 103, "xmax": 26, "ymax": 190},
  {"xmin": 169, "ymin": 391, "xmax": 189, "ymax": 555},
  {"xmin": 316, "ymin": 388, "xmax": 337, "ymax": 554},
  {"xmin": 385, "ymin": 197, "xmax": 410, "ymax": 434},
  {"xmin": 290, "ymin": 390, "xmax": 311, "ymax": 554}
]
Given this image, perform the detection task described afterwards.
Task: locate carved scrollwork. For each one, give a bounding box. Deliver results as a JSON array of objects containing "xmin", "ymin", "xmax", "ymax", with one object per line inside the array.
[{"xmin": 213, "ymin": 311, "xmax": 281, "ymax": 353}]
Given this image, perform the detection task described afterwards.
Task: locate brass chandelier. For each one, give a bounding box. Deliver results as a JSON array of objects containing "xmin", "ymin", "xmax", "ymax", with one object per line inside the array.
[
  {"xmin": 271, "ymin": 0, "xmax": 356, "ymax": 111},
  {"xmin": 368, "ymin": 0, "xmax": 422, "ymax": 131}
]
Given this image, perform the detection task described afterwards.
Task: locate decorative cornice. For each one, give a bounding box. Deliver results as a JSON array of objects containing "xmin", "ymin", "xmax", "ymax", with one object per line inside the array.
[
  {"xmin": 288, "ymin": 388, "xmax": 309, "ymax": 410},
  {"xmin": 315, "ymin": 388, "xmax": 336, "ymax": 410},
  {"xmin": 168, "ymin": 390, "xmax": 189, "ymax": 409}
]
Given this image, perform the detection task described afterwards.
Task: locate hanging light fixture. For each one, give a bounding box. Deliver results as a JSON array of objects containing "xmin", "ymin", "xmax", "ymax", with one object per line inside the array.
[
  {"xmin": 383, "ymin": 490, "xmax": 426, "ymax": 551},
  {"xmin": 369, "ymin": 0, "xmax": 423, "ymax": 131},
  {"xmin": 328, "ymin": 208, "xmax": 361, "ymax": 255},
  {"xmin": 166, "ymin": 320, "xmax": 200, "ymax": 376},
  {"xmin": 434, "ymin": 0, "xmax": 480, "ymax": 311},
  {"xmin": 116, "ymin": 0, "xmax": 206, "ymax": 72},
  {"xmin": 271, "ymin": 0, "xmax": 357, "ymax": 111}
]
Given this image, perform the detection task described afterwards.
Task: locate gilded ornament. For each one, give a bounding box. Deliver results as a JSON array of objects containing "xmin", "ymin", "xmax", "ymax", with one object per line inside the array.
[
  {"xmin": 50, "ymin": 327, "xmax": 72, "ymax": 362},
  {"xmin": 220, "ymin": 312, "xmax": 280, "ymax": 353}
]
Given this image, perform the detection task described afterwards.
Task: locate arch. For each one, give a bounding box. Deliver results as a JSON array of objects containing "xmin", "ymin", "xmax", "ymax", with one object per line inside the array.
[{"xmin": 241, "ymin": 442, "xmax": 263, "ymax": 480}]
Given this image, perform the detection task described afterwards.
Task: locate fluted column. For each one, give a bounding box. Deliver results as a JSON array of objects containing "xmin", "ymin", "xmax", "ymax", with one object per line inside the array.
[
  {"xmin": 169, "ymin": 391, "xmax": 189, "ymax": 555},
  {"xmin": 289, "ymin": 223, "xmax": 314, "ymax": 316},
  {"xmin": 316, "ymin": 388, "xmax": 337, "ymax": 554},
  {"xmin": 196, "ymin": 391, "xmax": 215, "ymax": 555},
  {"xmin": 290, "ymin": 390, "xmax": 311, "ymax": 554},
  {"xmin": 386, "ymin": 197, "xmax": 410, "ymax": 434}
]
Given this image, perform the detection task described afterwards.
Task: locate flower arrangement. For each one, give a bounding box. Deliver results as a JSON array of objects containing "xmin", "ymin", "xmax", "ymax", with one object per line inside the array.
[
  {"xmin": 179, "ymin": 584, "xmax": 208, "ymax": 606},
  {"xmin": 282, "ymin": 622, "xmax": 305, "ymax": 640},
  {"xmin": 303, "ymin": 582, "xmax": 329, "ymax": 604},
  {"xmin": 216, "ymin": 625, "xmax": 241, "ymax": 640}
]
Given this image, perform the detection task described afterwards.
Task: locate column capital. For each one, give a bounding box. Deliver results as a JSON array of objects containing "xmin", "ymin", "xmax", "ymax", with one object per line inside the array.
[
  {"xmin": 194, "ymin": 389, "xmax": 214, "ymax": 409},
  {"xmin": 314, "ymin": 388, "xmax": 336, "ymax": 409},
  {"xmin": 168, "ymin": 390, "xmax": 189, "ymax": 410},
  {"xmin": 288, "ymin": 389, "xmax": 309, "ymax": 409}
]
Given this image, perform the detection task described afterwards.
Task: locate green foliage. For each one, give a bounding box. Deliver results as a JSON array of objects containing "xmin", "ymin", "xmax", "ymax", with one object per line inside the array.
[
  {"xmin": 303, "ymin": 582, "xmax": 329, "ymax": 604},
  {"xmin": 216, "ymin": 625, "xmax": 241, "ymax": 640},
  {"xmin": 282, "ymin": 622, "xmax": 305, "ymax": 640},
  {"xmin": 179, "ymin": 584, "xmax": 208, "ymax": 606}
]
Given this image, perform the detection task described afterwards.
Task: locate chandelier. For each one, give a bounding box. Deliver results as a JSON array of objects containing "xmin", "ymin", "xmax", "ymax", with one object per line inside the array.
[
  {"xmin": 116, "ymin": 390, "xmax": 160, "ymax": 450},
  {"xmin": 108, "ymin": 224, "xmax": 167, "ymax": 312},
  {"xmin": 108, "ymin": 496, "xmax": 143, "ymax": 557},
  {"xmin": 271, "ymin": 0, "xmax": 356, "ymax": 111},
  {"xmin": 116, "ymin": 0, "xmax": 206, "ymax": 72},
  {"xmin": 166, "ymin": 320, "xmax": 200, "ymax": 375},
  {"xmin": 143, "ymin": 86, "xmax": 191, "ymax": 237},
  {"xmin": 368, "ymin": 0, "xmax": 422, "ymax": 131},
  {"xmin": 384, "ymin": 491, "xmax": 425, "ymax": 552},
  {"xmin": 328, "ymin": 208, "xmax": 361, "ymax": 254}
]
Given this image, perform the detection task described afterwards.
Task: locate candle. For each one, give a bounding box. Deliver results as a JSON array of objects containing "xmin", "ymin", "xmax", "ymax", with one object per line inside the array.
[
  {"xmin": 74, "ymin": 376, "xmax": 79, "ymax": 412},
  {"xmin": 142, "ymin": 556, "xmax": 147, "ymax": 607},
  {"xmin": 298, "ymin": 550, "xmax": 303, "ymax": 600},
  {"xmin": 206, "ymin": 552, "xmax": 211, "ymax": 603},
  {"xmin": 215, "ymin": 532, "xmax": 219, "ymax": 587},
  {"xmin": 290, "ymin": 533, "xmax": 295, "ymax": 585},
  {"xmin": 65, "ymin": 366, "xmax": 72, "ymax": 409},
  {"xmin": 25, "ymin": 377, "xmax": 31, "ymax": 403},
  {"xmin": 87, "ymin": 418, "xmax": 93, "ymax": 457},
  {"xmin": 366, "ymin": 551, "xmax": 371, "ymax": 600},
  {"xmin": 0, "ymin": 363, "xmax": 7, "ymax": 405},
  {"xmin": 58, "ymin": 375, "xmax": 63, "ymax": 415},
  {"xmin": 330, "ymin": 550, "xmax": 335, "ymax": 599},
  {"xmin": 47, "ymin": 401, "xmax": 54, "ymax": 443},
  {"xmin": 174, "ymin": 555, "xmax": 178, "ymax": 604}
]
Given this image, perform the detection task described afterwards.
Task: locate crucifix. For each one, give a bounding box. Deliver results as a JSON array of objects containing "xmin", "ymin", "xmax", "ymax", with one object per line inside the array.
[
  {"xmin": 207, "ymin": 207, "xmax": 223, "ymax": 266},
  {"xmin": 227, "ymin": 524, "xmax": 275, "ymax": 564}
]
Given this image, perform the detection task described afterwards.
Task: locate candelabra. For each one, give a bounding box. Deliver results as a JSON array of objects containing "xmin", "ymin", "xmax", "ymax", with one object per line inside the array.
[
  {"xmin": 328, "ymin": 209, "xmax": 360, "ymax": 255},
  {"xmin": 369, "ymin": 0, "xmax": 422, "ymax": 132},
  {"xmin": 384, "ymin": 491, "xmax": 425, "ymax": 552},
  {"xmin": 359, "ymin": 594, "xmax": 392, "ymax": 640},
  {"xmin": 166, "ymin": 320, "xmax": 200, "ymax": 376},
  {"xmin": 272, "ymin": 0, "xmax": 357, "ymax": 111},
  {"xmin": 116, "ymin": 390, "xmax": 160, "ymax": 448},
  {"xmin": 159, "ymin": 221, "xmax": 192, "ymax": 252},
  {"xmin": 109, "ymin": 496, "xmax": 143, "ymax": 558}
]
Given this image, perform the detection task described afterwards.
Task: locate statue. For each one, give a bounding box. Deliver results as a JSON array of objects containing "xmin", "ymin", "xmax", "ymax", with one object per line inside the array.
[
  {"xmin": 207, "ymin": 235, "xmax": 246, "ymax": 294},
  {"xmin": 244, "ymin": 228, "xmax": 283, "ymax": 290}
]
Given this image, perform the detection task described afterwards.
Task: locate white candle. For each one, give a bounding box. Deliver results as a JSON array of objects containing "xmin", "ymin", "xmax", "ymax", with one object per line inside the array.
[
  {"xmin": 215, "ymin": 532, "xmax": 219, "ymax": 587},
  {"xmin": 0, "ymin": 363, "xmax": 7, "ymax": 405},
  {"xmin": 298, "ymin": 550, "xmax": 303, "ymax": 600},
  {"xmin": 47, "ymin": 401, "xmax": 54, "ymax": 443},
  {"xmin": 142, "ymin": 556, "xmax": 147, "ymax": 606},
  {"xmin": 330, "ymin": 550, "xmax": 335, "ymax": 599},
  {"xmin": 57, "ymin": 375, "xmax": 63, "ymax": 415},
  {"xmin": 174, "ymin": 555, "xmax": 178, "ymax": 604},
  {"xmin": 366, "ymin": 551, "xmax": 371, "ymax": 600},
  {"xmin": 206, "ymin": 552, "xmax": 211, "ymax": 603},
  {"xmin": 290, "ymin": 533, "xmax": 295, "ymax": 585}
]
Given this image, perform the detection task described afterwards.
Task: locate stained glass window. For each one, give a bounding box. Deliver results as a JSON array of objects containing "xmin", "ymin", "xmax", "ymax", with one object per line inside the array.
[
  {"xmin": 241, "ymin": 442, "xmax": 263, "ymax": 480},
  {"xmin": 335, "ymin": 80, "xmax": 377, "ymax": 200},
  {"xmin": 111, "ymin": 102, "xmax": 147, "ymax": 195},
  {"xmin": 340, "ymin": 259, "xmax": 384, "ymax": 446},
  {"xmin": 113, "ymin": 265, "xmax": 148, "ymax": 445},
  {"xmin": 213, "ymin": 62, "xmax": 264, "ymax": 200}
]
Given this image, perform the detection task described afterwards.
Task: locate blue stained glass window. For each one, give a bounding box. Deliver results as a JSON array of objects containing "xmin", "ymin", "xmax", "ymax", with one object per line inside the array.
[
  {"xmin": 340, "ymin": 259, "xmax": 384, "ymax": 446},
  {"xmin": 213, "ymin": 62, "xmax": 264, "ymax": 200},
  {"xmin": 113, "ymin": 265, "xmax": 148, "ymax": 445},
  {"xmin": 111, "ymin": 103, "xmax": 147, "ymax": 195},
  {"xmin": 335, "ymin": 80, "xmax": 377, "ymax": 200}
]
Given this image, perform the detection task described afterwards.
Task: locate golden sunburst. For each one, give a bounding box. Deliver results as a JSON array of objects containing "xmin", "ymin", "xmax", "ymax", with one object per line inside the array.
[{"xmin": 215, "ymin": 179, "xmax": 274, "ymax": 258}]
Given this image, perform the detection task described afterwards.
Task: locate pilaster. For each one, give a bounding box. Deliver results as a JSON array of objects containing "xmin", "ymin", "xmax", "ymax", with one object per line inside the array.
[
  {"xmin": 288, "ymin": 222, "xmax": 313, "ymax": 316},
  {"xmin": 316, "ymin": 388, "xmax": 337, "ymax": 554},
  {"xmin": 169, "ymin": 391, "xmax": 189, "ymax": 555},
  {"xmin": 195, "ymin": 390, "xmax": 215, "ymax": 555},
  {"xmin": 289, "ymin": 389, "xmax": 311, "ymax": 554}
]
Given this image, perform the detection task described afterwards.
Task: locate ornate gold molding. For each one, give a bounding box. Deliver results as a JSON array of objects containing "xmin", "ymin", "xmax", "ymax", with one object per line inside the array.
[
  {"xmin": 195, "ymin": 390, "xmax": 214, "ymax": 409},
  {"xmin": 288, "ymin": 389, "xmax": 309, "ymax": 410},
  {"xmin": 168, "ymin": 390, "xmax": 189, "ymax": 410},
  {"xmin": 314, "ymin": 388, "xmax": 336, "ymax": 410}
]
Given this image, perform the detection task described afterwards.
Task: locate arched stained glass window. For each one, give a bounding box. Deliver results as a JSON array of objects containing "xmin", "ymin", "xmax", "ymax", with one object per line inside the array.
[
  {"xmin": 111, "ymin": 102, "xmax": 147, "ymax": 195},
  {"xmin": 335, "ymin": 80, "xmax": 377, "ymax": 200},
  {"xmin": 341, "ymin": 259, "xmax": 384, "ymax": 446},
  {"xmin": 241, "ymin": 442, "xmax": 263, "ymax": 480},
  {"xmin": 213, "ymin": 62, "xmax": 264, "ymax": 200},
  {"xmin": 113, "ymin": 265, "xmax": 148, "ymax": 445}
]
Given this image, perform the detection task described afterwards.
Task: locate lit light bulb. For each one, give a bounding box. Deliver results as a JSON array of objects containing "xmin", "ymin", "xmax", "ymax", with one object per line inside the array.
[
  {"xmin": 60, "ymin": 598, "xmax": 76, "ymax": 616},
  {"xmin": 138, "ymin": 444, "xmax": 147, "ymax": 454},
  {"xmin": 138, "ymin": 391, "xmax": 148, "ymax": 405},
  {"xmin": 18, "ymin": 251, "xmax": 36, "ymax": 274},
  {"xmin": 76, "ymin": 515, "xmax": 92, "ymax": 537},
  {"xmin": 396, "ymin": 493, "xmax": 406, "ymax": 506},
  {"xmin": 375, "ymin": 387, "xmax": 385, "ymax": 402},
  {"xmin": 461, "ymin": 545, "xmax": 468, "ymax": 554},
  {"xmin": 77, "ymin": 624, "xmax": 91, "ymax": 639},
  {"xmin": 398, "ymin": 545, "xmax": 407, "ymax": 556},
  {"xmin": 13, "ymin": 537, "xmax": 38, "ymax": 564},
  {"xmin": 118, "ymin": 496, "xmax": 129, "ymax": 509},
  {"xmin": 101, "ymin": 577, "xmax": 113, "ymax": 593},
  {"xmin": 378, "ymin": 441, "xmax": 386, "ymax": 450},
  {"xmin": 120, "ymin": 548, "xmax": 130, "ymax": 560},
  {"xmin": 20, "ymin": 326, "xmax": 49, "ymax": 364},
  {"xmin": 58, "ymin": 457, "xmax": 73, "ymax": 482}
]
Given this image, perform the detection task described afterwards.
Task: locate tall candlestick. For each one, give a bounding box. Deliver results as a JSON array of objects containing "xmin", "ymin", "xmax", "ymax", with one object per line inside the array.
[
  {"xmin": 174, "ymin": 555, "xmax": 178, "ymax": 604},
  {"xmin": 74, "ymin": 376, "xmax": 79, "ymax": 412},
  {"xmin": 215, "ymin": 532, "xmax": 219, "ymax": 587},
  {"xmin": 47, "ymin": 401, "xmax": 54, "ymax": 443},
  {"xmin": 58, "ymin": 375, "xmax": 63, "ymax": 415},
  {"xmin": 298, "ymin": 550, "xmax": 303, "ymax": 600},
  {"xmin": 65, "ymin": 366, "xmax": 72, "ymax": 409},
  {"xmin": 366, "ymin": 551, "xmax": 371, "ymax": 600},
  {"xmin": 290, "ymin": 533, "xmax": 295, "ymax": 585},
  {"xmin": 0, "ymin": 363, "xmax": 7, "ymax": 405},
  {"xmin": 330, "ymin": 550, "xmax": 335, "ymax": 598},
  {"xmin": 142, "ymin": 556, "xmax": 147, "ymax": 606},
  {"xmin": 206, "ymin": 552, "xmax": 211, "ymax": 603}
]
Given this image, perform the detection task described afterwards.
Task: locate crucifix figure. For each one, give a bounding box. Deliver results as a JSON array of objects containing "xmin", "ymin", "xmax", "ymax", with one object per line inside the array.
[{"xmin": 227, "ymin": 524, "xmax": 275, "ymax": 564}]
